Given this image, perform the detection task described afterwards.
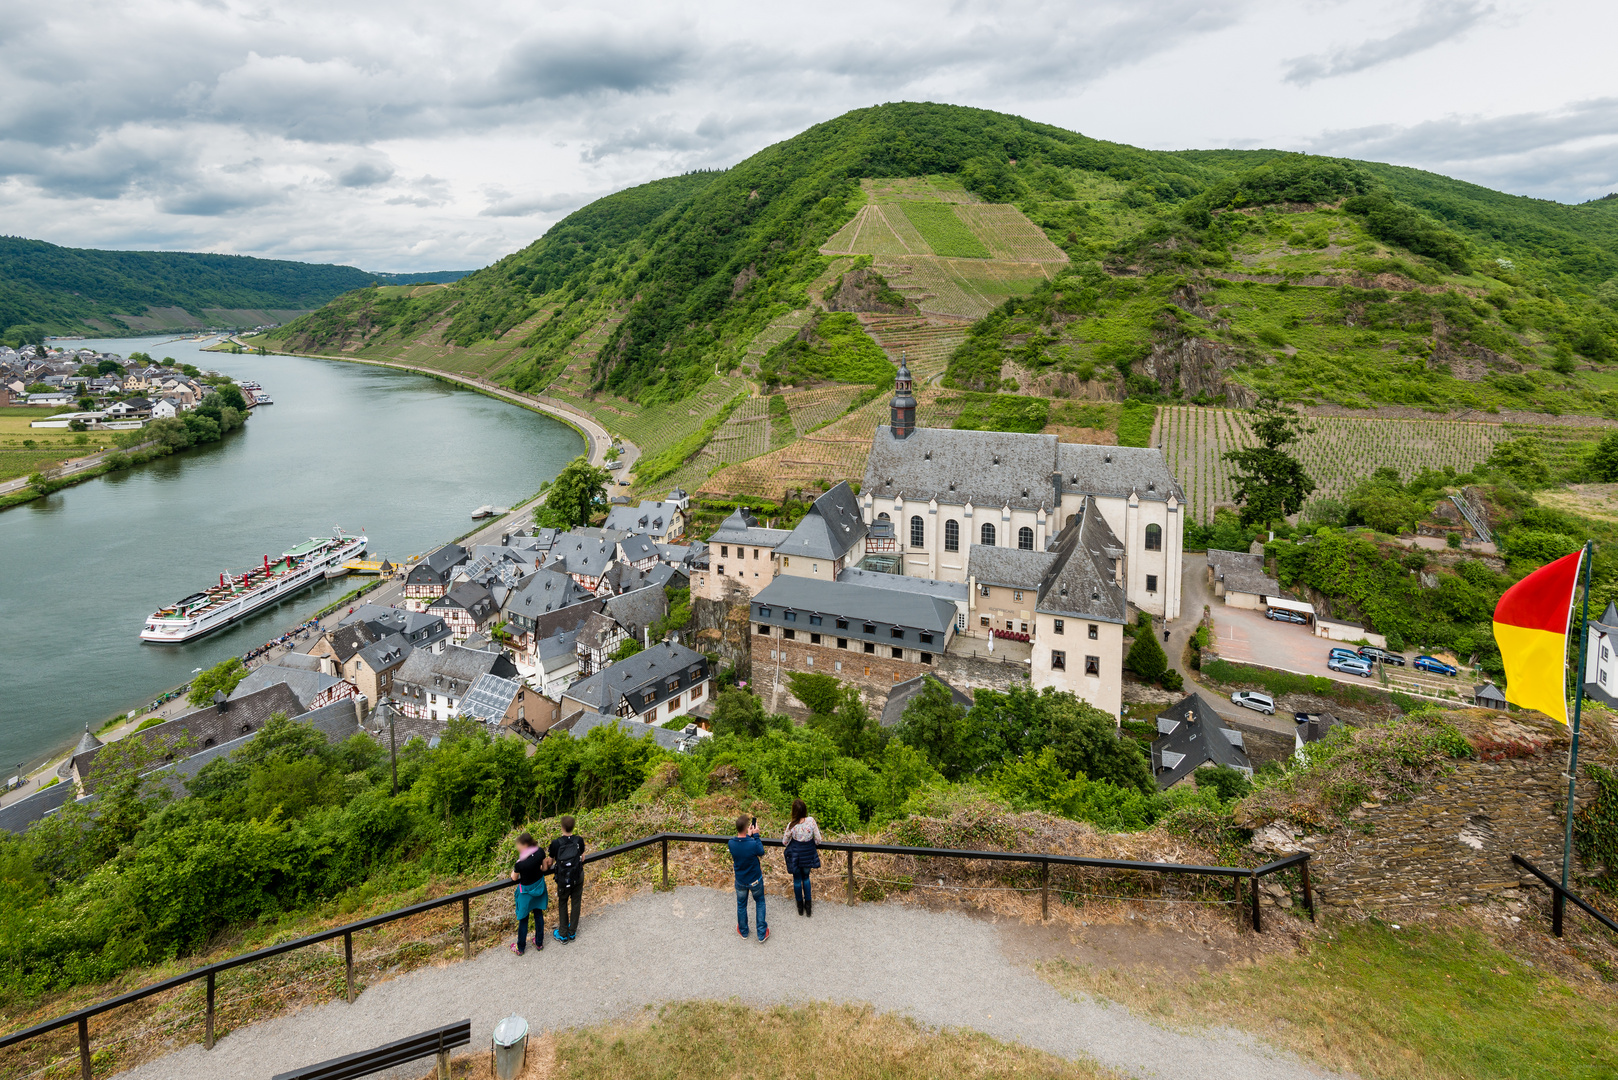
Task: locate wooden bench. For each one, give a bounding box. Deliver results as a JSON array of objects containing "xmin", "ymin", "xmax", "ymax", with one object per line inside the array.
[{"xmin": 271, "ymin": 1019, "xmax": 471, "ymax": 1080}]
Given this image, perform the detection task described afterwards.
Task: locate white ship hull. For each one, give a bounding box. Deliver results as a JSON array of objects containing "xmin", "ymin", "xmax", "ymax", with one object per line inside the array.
[{"xmin": 141, "ymin": 535, "xmax": 366, "ymax": 643}]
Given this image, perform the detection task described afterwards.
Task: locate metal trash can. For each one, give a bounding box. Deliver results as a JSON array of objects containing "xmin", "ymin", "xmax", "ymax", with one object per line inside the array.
[{"xmin": 491, "ymin": 1014, "xmax": 528, "ymax": 1079}]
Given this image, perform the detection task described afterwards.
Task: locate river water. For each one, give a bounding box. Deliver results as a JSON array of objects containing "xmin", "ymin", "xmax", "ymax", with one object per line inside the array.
[{"xmin": 0, "ymin": 337, "xmax": 583, "ymax": 772}]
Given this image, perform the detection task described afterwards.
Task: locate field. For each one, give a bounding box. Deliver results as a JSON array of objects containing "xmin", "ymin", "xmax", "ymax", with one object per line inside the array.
[
  {"xmin": 1154, "ymin": 406, "xmax": 1614, "ymax": 523},
  {"xmin": 899, "ymin": 201, "xmax": 991, "ymax": 258},
  {"xmin": 858, "ymin": 315, "xmax": 969, "ymax": 383},
  {"xmin": 0, "ymin": 408, "xmax": 115, "ymax": 483}
]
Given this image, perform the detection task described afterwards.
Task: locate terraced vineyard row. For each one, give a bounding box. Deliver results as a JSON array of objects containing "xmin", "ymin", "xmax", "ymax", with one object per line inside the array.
[
  {"xmin": 955, "ymin": 203, "xmax": 1069, "ymax": 262},
  {"xmin": 699, "ymin": 388, "xmax": 966, "ymax": 501},
  {"xmin": 1157, "ymin": 406, "xmax": 1535, "ymax": 524},
  {"xmin": 858, "ymin": 315, "xmax": 968, "ymax": 382}
]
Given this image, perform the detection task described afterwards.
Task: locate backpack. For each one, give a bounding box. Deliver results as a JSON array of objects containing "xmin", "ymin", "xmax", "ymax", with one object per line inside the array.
[{"xmin": 553, "ymin": 835, "xmax": 584, "ymax": 888}]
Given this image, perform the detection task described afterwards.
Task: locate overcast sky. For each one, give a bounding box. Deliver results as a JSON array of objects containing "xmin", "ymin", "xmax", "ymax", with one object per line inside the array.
[{"xmin": 3, "ymin": 0, "xmax": 1613, "ymax": 272}]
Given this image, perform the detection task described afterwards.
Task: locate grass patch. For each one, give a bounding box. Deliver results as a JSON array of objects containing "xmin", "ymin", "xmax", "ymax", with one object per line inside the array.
[
  {"xmin": 551, "ymin": 1000, "xmax": 1112, "ymax": 1080},
  {"xmin": 949, "ymin": 392, "xmax": 1051, "ymax": 433},
  {"xmin": 1116, "ymin": 401, "xmax": 1155, "ymax": 447},
  {"xmin": 899, "ymin": 201, "xmax": 992, "ymax": 258},
  {"xmin": 761, "ymin": 312, "xmax": 895, "ymax": 388},
  {"xmin": 1041, "ymin": 920, "xmax": 1618, "ymax": 1080},
  {"xmin": 1201, "ymin": 658, "xmax": 1381, "ymax": 710}
]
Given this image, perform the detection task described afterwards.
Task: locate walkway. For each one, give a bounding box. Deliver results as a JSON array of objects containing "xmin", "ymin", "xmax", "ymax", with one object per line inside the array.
[{"xmin": 115, "ymin": 887, "xmax": 1338, "ymax": 1080}]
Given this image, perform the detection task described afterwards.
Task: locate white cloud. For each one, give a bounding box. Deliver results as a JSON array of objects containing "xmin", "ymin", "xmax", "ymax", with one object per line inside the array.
[{"xmin": 0, "ymin": 0, "xmax": 1611, "ymax": 271}]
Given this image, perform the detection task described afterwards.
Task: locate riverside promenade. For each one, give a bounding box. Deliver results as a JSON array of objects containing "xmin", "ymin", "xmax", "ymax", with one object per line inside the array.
[{"xmin": 115, "ymin": 886, "xmax": 1337, "ymax": 1080}]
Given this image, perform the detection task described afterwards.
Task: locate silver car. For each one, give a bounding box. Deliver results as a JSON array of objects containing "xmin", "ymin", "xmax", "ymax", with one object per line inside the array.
[{"xmin": 1231, "ymin": 690, "xmax": 1275, "ymax": 715}]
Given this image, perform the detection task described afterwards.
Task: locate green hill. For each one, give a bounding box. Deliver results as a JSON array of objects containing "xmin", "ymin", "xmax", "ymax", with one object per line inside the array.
[
  {"xmin": 266, "ymin": 102, "xmax": 1618, "ymax": 421},
  {"xmin": 0, "ymin": 236, "xmax": 470, "ymax": 342}
]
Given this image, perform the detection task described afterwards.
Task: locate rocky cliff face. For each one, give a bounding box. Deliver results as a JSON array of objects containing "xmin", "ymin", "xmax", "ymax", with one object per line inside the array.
[
  {"xmin": 1138, "ymin": 336, "xmax": 1256, "ymax": 406},
  {"xmin": 691, "ymin": 595, "xmax": 754, "ymax": 679}
]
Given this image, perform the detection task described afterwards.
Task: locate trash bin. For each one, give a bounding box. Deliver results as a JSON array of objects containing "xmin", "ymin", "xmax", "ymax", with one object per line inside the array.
[{"xmin": 491, "ymin": 1014, "xmax": 528, "ymax": 1079}]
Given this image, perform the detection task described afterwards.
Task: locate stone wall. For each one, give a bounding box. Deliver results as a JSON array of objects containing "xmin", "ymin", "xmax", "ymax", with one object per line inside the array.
[{"xmin": 690, "ymin": 596, "xmax": 753, "ymax": 680}]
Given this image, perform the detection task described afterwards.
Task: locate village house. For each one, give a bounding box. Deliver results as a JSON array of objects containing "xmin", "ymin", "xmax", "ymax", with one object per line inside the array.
[
  {"xmin": 561, "ymin": 640, "xmax": 712, "ymax": 726},
  {"xmin": 104, "ymin": 397, "xmax": 151, "ymax": 419},
  {"xmin": 862, "ymin": 361, "xmax": 1184, "ymax": 620},
  {"xmin": 692, "ymin": 508, "xmax": 790, "ymax": 602},
  {"xmin": 340, "ymin": 604, "xmax": 452, "ymax": 654},
  {"xmin": 229, "ymin": 657, "xmax": 360, "ymax": 712},
  {"xmin": 533, "ymin": 628, "xmax": 582, "ymax": 697},
  {"xmin": 550, "ymin": 531, "xmax": 621, "ymax": 594},
  {"xmin": 500, "ymin": 569, "xmax": 593, "ymax": 660},
  {"xmin": 391, "ymin": 644, "xmax": 519, "ymax": 723},
  {"xmin": 1583, "ymin": 600, "xmax": 1618, "ymax": 708},
  {"xmin": 1150, "ymin": 693, "xmax": 1253, "ymax": 789},
  {"xmin": 310, "ymin": 622, "xmax": 378, "ymax": 674},
  {"xmin": 602, "ymin": 491, "xmax": 688, "ymax": 543},
  {"xmin": 151, "ymin": 397, "xmax": 184, "ymax": 420},
  {"xmin": 775, "ymin": 482, "xmax": 868, "ymax": 581},
  {"xmin": 576, "ymin": 611, "xmax": 628, "ymax": 676},
  {"xmin": 751, "ymin": 575, "xmax": 958, "ymax": 695},
  {"xmin": 403, "ymin": 544, "xmax": 468, "ymax": 610},
  {"xmin": 428, "ymin": 581, "xmax": 501, "ymax": 642}
]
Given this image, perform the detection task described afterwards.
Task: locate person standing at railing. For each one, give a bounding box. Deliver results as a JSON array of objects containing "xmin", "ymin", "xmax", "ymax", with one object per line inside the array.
[
  {"xmin": 508, "ymin": 833, "xmax": 551, "ymax": 955},
  {"xmin": 549, "ymin": 816, "xmax": 586, "ymax": 943},
  {"xmin": 782, "ymin": 798, "xmax": 823, "ymax": 918},
  {"xmin": 729, "ymin": 814, "xmax": 769, "ymax": 942}
]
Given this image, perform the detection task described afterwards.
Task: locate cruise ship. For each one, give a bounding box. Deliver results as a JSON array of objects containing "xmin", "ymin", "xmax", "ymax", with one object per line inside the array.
[{"xmin": 140, "ymin": 532, "xmax": 367, "ymax": 643}]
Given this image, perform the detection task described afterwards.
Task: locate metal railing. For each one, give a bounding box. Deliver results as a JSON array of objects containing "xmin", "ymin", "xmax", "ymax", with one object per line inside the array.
[
  {"xmin": 0, "ymin": 833, "xmax": 1311, "ymax": 1078},
  {"xmin": 1512, "ymin": 854, "xmax": 1618, "ymax": 938}
]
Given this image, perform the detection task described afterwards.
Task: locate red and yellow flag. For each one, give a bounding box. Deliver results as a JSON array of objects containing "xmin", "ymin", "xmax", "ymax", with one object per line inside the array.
[{"xmin": 1492, "ymin": 548, "xmax": 1583, "ymax": 724}]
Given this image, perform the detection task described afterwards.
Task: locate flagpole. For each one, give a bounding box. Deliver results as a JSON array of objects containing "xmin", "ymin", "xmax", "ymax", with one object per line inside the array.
[{"xmin": 1563, "ymin": 540, "xmax": 1592, "ymax": 893}]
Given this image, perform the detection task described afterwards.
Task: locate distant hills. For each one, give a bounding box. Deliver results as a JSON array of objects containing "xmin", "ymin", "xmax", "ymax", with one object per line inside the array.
[
  {"xmin": 0, "ymin": 236, "xmax": 471, "ymax": 342},
  {"xmin": 265, "ymin": 102, "xmax": 1618, "ymax": 417}
]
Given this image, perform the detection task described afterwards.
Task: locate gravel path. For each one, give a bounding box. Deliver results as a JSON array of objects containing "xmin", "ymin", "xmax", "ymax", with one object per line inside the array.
[{"xmin": 117, "ymin": 887, "xmax": 1342, "ymax": 1080}]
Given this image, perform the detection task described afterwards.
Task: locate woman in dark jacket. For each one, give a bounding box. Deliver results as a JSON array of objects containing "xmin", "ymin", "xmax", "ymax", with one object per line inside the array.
[{"xmin": 782, "ymin": 798, "xmax": 824, "ymax": 917}]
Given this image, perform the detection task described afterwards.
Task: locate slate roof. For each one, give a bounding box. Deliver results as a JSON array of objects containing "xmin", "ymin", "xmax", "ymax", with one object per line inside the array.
[
  {"xmin": 341, "ymin": 604, "xmax": 451, "ymax": 648},
  {"xmin": 836, "ymin": 567, "xmax": 968, "ymax": 603},
  {"xmin": 321, "ymin": 623, "xmax": 378, "ymax": 665},
  {"xmin": 1294, "ymin": 712, "xmax": 1342, "ymax": 747},
  {"xmin": 775, "ymin": 482, "xmax": 867, "ymax": 562},
  {"xmin": 1207, "ymin": 549, "xmax": 1281, "ymax": 597},
  {"xmin": 604, "ymin": 500, "xmax": 677, "ymax": 535},
  {"xmin": 706, "ymin": 508, "xmax": 791, "ymax": 549},
  {"xmin": 618, "ymin": 533, "xmax": 659, "ymax": 563},
  {"xmin": 429, "ymin": 581, "xmax": 499, "ymax": 624},
  {"xmin": 553, "ymin": 532, "xmax": 618, "ymax": 578},
  {"xmin": 864, "ymin": 427, "xmax": 1060, "ymax": 512},
  {"xmin": 881, "ymin": 674, "xmax": 973, "ymax": 727},
  {"xmin": 752, "ymin": 575, "xmax": 957, "ymax": 635},
  {"xmin": 0, "ymin": 778, "xmax": 78, "ymax": 834},
  {"xmin": 562, "ymin": 641, "xmax": 709, "ymax": 715},
  {"xmin": 578, "ymin": 611, "xmax": 623, "ymax": 652},
  {"xmin": 603, "ymin": 584, "xmax": 669, "ymax": 641},
  {"xmin": 557, "ymin": 711, "xmax": 701, "ymax": 752},
  {"xmin": 407, "ymin": 543, "xmax": 467, "ymax": 585},
  {"xmin": 229, "ymin": 664, "xmax": 346, "ymax": 709},
  {"xmin": 536, "ymin": 629, "xmax": 580, "ymax": 670},
  {"xmin": 1151, "ymin": 693, "xmax": 1253, "ymax": 789},
  {"xmin": 524, "ymin": 598, "xmax": 606, "ymax": 642},
  {"xmin": 967, "ymin": 544, "xmax": 1058, "ymax": 589},
  {"xmin": 1474, "ymin": 682, "xmax": 1508, "ymax": 707},
  {"xmin": 394, "ymin": 643, "xmax": 517, "ymax": 696},
  {"xmin": 504, "ymin": 568, "xmax": 591, "ymax": 624},
  {"xmin": 354, "ymin": 633, "xmax": 410, "ymax": 672},
  {"xmin": 1055, "ymin": 444, "xmax": 1185, "ymax": 503},
  {"xmin": 1036, "ymin": 496, "xmax": 1129, "ymax": 623}
]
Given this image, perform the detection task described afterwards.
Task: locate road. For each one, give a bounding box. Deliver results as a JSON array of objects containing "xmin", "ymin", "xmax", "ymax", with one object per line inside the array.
[{"xmin": 0, "ymin": 440, "xmax": 152, "ymax": 497}]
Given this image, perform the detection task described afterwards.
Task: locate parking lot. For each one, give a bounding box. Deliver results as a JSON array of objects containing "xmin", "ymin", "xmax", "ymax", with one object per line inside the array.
[{"xmin": 1207, "ymin": 603, "xmax": 1472, "ymax": 700}]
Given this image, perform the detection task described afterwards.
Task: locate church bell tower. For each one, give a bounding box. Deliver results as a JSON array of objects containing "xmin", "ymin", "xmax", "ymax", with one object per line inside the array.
[{"xmin": 889, "ymin": 357, "xmax": 916, "ymax": 438}]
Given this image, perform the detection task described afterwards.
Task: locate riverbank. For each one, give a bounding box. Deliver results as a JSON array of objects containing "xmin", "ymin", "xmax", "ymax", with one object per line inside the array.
[
  {"xmin": 0, "ymin": 436, "xmax": 182, "ymax": 510},
  {"xmin": 231, "ymin": 335, "xmax": 634, "ymax": 474}
]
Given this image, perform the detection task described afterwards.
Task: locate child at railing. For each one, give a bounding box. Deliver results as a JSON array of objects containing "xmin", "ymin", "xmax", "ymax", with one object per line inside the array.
[{"xmin": 509, "ymin": 833, "xmax": 551, "ymax": 955}]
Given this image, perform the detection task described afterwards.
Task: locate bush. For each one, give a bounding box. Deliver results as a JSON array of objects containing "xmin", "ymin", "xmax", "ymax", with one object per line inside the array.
[
  {"xmin": 800, "ymin": 776, "xmax": 860, "ymax": 834},
  {"xmin": 1574, "ymin": 763, "xmax": 1618, "ymax": 893},
  {"xmin": 1125, "ymin": 615, "xmax": 1168, "ymax": 681},
  {"xmin": 1159, "ymin": 668, "xmax": 1184, "ymax": 692}
]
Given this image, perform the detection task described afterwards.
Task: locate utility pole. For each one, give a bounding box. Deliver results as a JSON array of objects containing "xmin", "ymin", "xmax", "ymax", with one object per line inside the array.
[{"xmin": 381, "ymin": 699, "xmax": 399, "ymax": 796}]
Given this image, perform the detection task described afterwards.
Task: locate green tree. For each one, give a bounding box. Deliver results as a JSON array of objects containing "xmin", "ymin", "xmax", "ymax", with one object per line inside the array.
[
  {"xmin": 1223, "ymin": 394, "xmax": 1316, "ymax": 526},
  {"xmin": 786, "ymin": 672, "xmax": 842, "ymax": 716},
  {"xmin": 890, "ymin": 676, "xmax": 974, "ymax": 777},
  {"xmin": 1592, "ymin": 431, "xmax": 1618, "ymax": 482},
  {"xmin": 535, "ymin": 456, "xmax": 611, "ymax": 529},
  {"xmin": 710, "ymin": 687, "xmax": 769, "ymax": 739},
  {"xmin": 809, "ymin": 685, "xmax": 884, "ymax": 760},
  {"xmin": 611, "ymin": 638, "xmax": 644, "ymax": 662},
  {"xmin": 187, "ymin": 657, "xmax": 249, "ymax": 706},
  {"xmin": 1125, "ymin": 614, "xmax": 1168, "ymax": 682},
  {"xmin": 1486, "ymin": 436, "xmax": 1550, "ymax": 488}
]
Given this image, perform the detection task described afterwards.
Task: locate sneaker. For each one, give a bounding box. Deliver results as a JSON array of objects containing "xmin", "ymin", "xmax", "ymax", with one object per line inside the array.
[
  {"xmin": 553, "ymin": 928, "xmax": 566, "ymax": 943},
  {"xmin": 759, "ymin": 927, "xmax": 769, "ymax": 943},
  {"xmin": 737, "ymin": 926, "xmax": 748, "ymax": 938}
]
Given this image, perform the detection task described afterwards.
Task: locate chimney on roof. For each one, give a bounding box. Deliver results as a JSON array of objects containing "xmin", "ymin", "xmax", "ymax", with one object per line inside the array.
[{"xmin": 213, "ymin": 690, "xmax": 228, "ymax": 713}]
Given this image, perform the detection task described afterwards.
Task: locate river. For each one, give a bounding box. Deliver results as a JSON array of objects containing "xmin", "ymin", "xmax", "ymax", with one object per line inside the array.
[{"xmin": 0, "ymin": 336, "xmax": 583, "ymax": 773}]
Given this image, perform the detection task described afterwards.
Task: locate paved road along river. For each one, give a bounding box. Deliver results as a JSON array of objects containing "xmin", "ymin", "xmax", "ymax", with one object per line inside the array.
[{"xmin": 0, "ymin": 336, "xmax": 584, "ymax": 775}]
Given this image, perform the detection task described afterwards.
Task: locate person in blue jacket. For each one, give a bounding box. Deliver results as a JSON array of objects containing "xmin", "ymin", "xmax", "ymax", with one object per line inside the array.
[{"xmin": 728, "ymin": 813, "xmax": 768, "ymax": 942}]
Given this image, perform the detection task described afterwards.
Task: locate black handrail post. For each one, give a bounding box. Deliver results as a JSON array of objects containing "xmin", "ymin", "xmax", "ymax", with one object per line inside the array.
[
  {"xmin": 77, "ymin": 1016, "xmax": 91, "ymax": 1080},
  {"xmin": 461, "ymin": 897, "xmax": 471, "ymax": 959},
  {"xmin": 205, "ymin": 970, "xmax": 215, "ymax": 1049},
  {"xmin": 1553, "ymin": 889, "xmax": 1565, "ymax": 938},
  {"xmin": 1250, "ymin": 874, "xmax": 1262, "ymax": 932},
  {"xmin": 344, "ymin": 931, "xmax": 354, "ymax": 1004},
  {"xmin": 847, "ymin": 848, "xmax": 855, "ymax": 905},
  {"xmin": 661, "ymin": 837, "xmax": 669, "ymax": 889},
  {"xmin": 1041, "ymin": 860, "xmax": 1050, "ymax": 921},
  {"xmin": 1300, "ymin": 857, "xmax": 1315, "ymax": 922}
]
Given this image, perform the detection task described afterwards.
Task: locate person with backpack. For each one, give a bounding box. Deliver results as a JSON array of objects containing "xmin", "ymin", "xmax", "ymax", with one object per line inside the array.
[
  {"xmin": 508, "ymin": 832, "xmax": 551, "ymax": 955},
  {"xmin": 782, "ymin": 798, "xmax": 823, "ymax": 917},
  {"xmin": 549, "ymin": 816, "xmax": 586, "ymax": 943},
  {"xmin": 728, "ymin": 814, "xmax": 768, "ymax": 942}
]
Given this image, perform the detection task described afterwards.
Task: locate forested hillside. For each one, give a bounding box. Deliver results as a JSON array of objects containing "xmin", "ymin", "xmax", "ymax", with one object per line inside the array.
[
  {"xmin": 0, "ymin": 237, "xmax": 468, "ymax": 342},
  {"xmin": 266, "ymin": 102, "xmax": 1618, "ymax": 416}
]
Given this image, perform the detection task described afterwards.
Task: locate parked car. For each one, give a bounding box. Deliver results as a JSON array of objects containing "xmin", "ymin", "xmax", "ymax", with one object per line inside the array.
[
  {"xmin": 1327, "ymin": 647, "xmax": 1362, "ymax": 664},
  {"xmin": 1328, "ymin": 655, "xmax": 1374, "ymax": 678},
  {"xmin": 1231, "ymin": 690, "xmax": 1275, "ymax": 715},
  {"xmin": 1357, "ymin": 646, "xmax": 1406, "ymax": 666},
  {"xmin": 1266, "ymin": 608, "xmax": 1308, "ymax": 624},
  {"xmin": 1414, "ymin": 655, "xmax": 1459, "ymax": 676}
]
